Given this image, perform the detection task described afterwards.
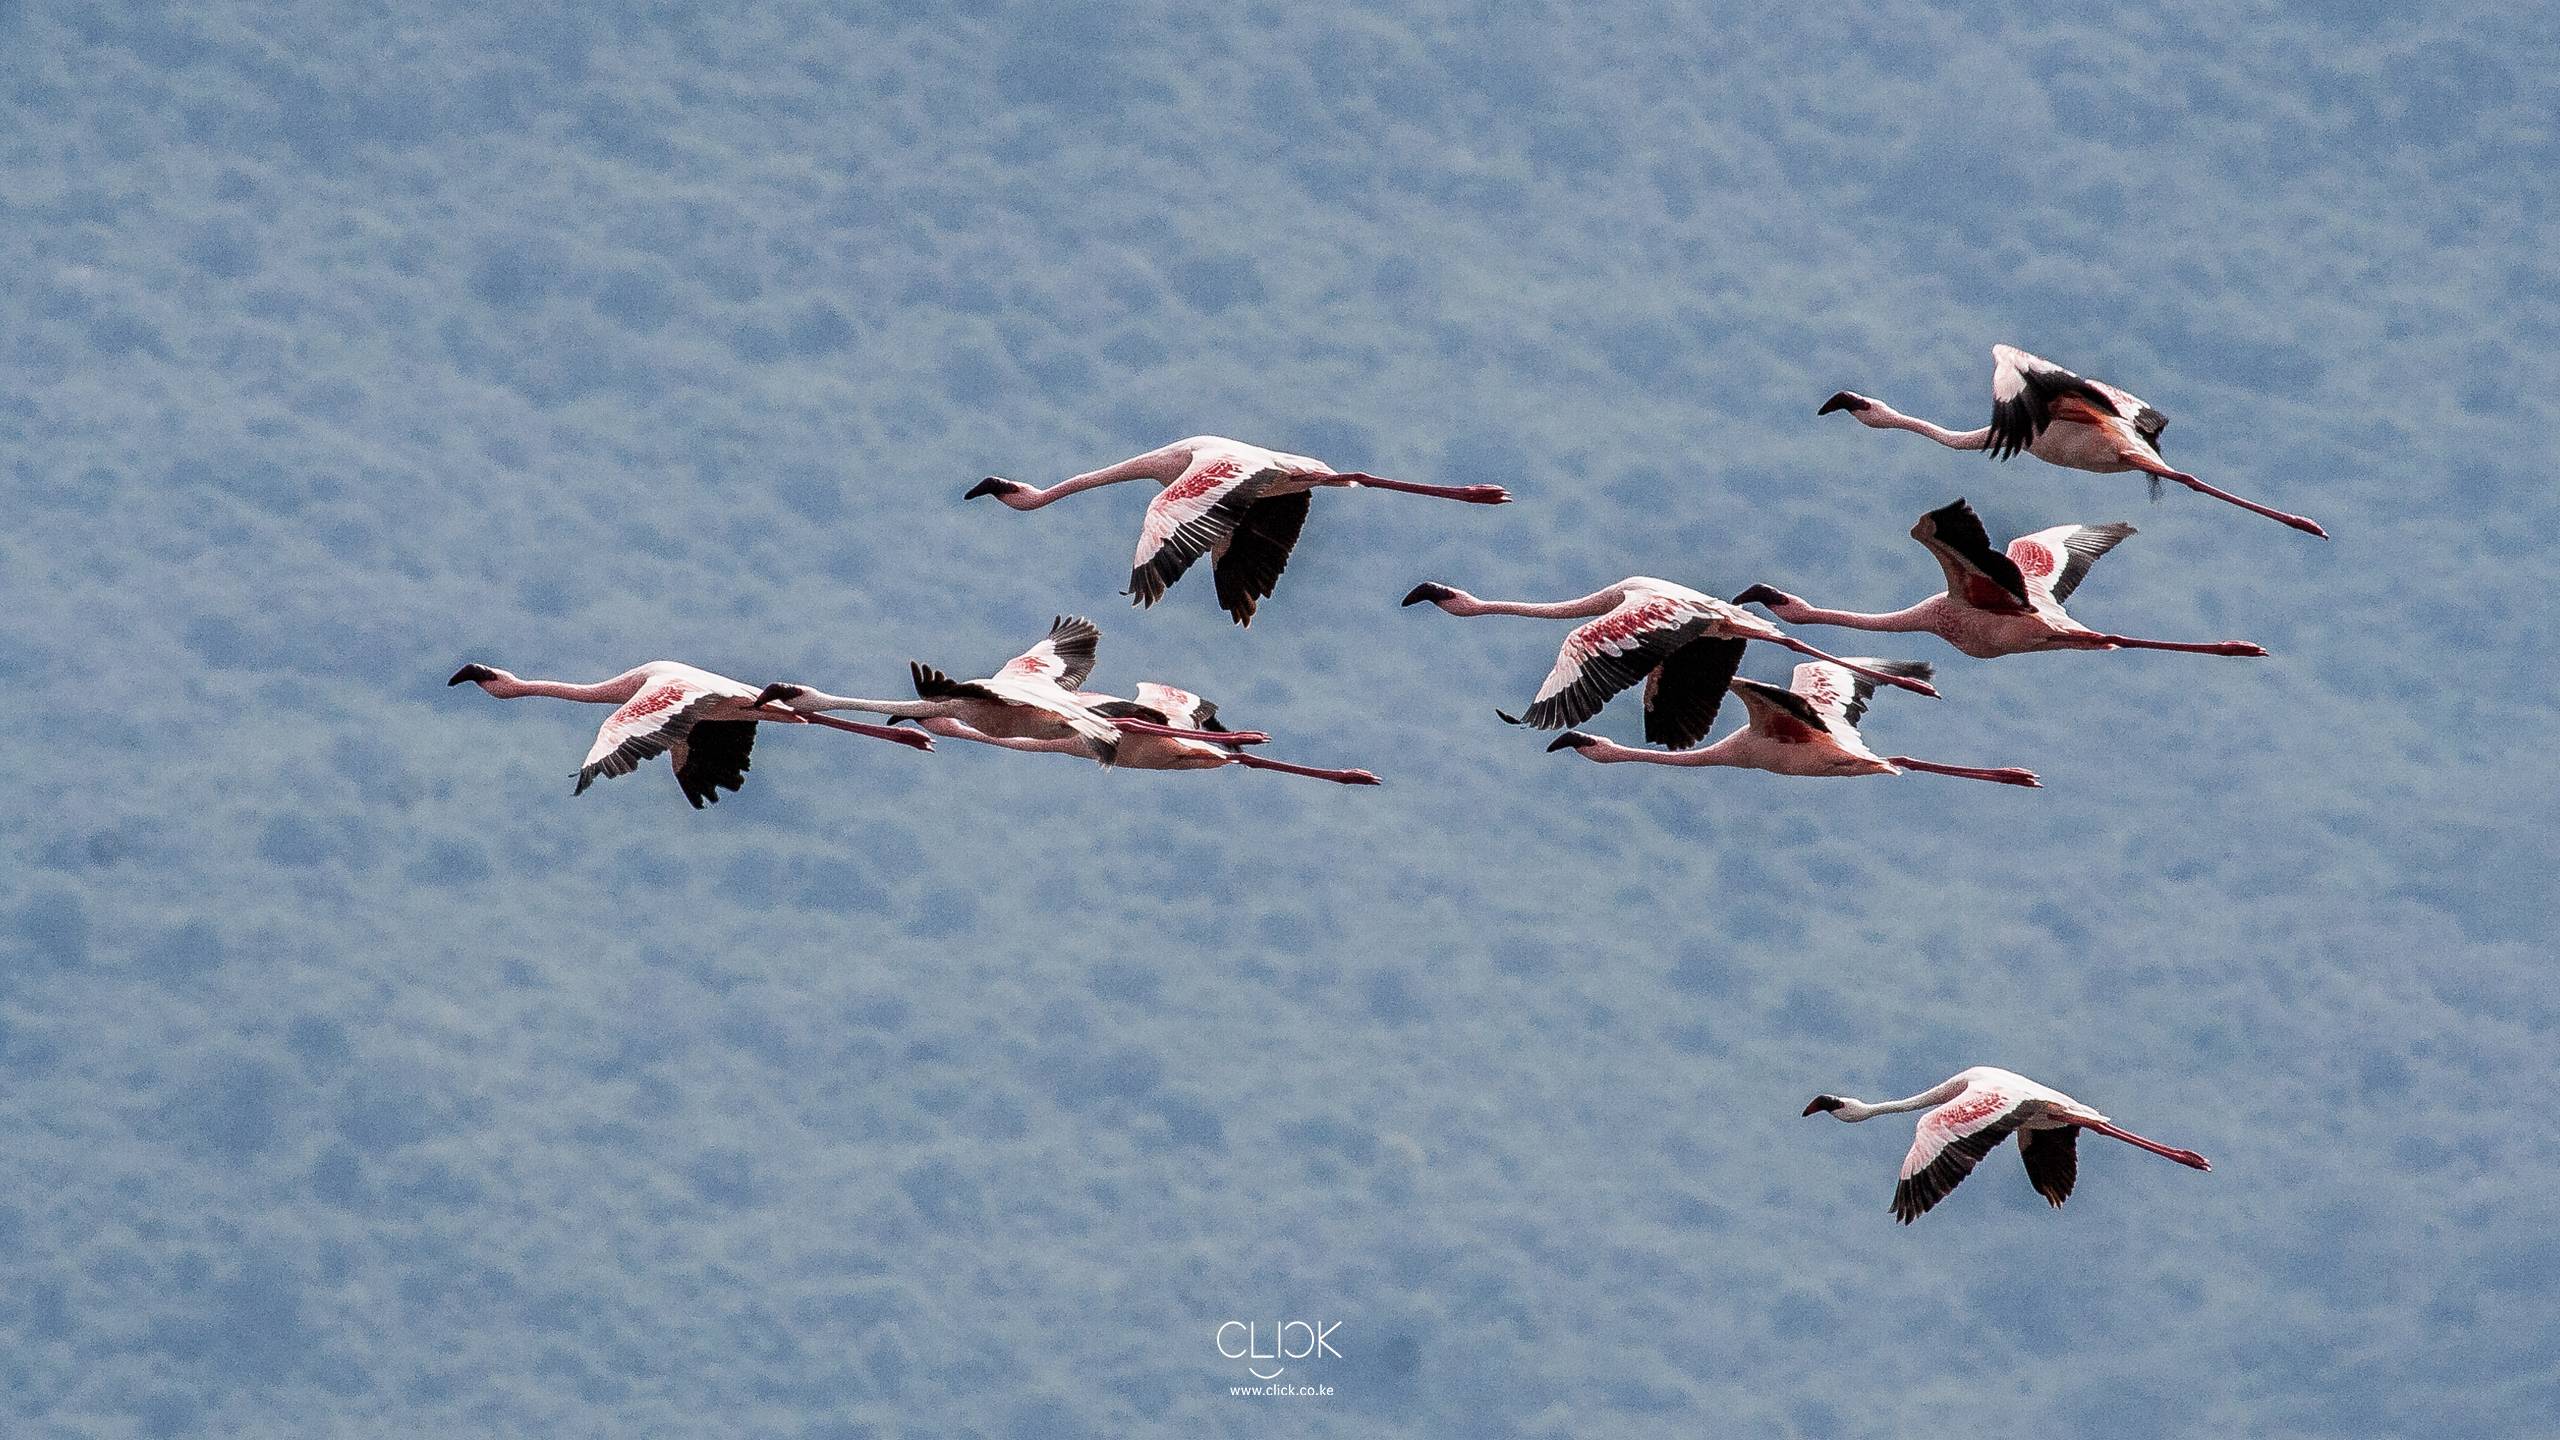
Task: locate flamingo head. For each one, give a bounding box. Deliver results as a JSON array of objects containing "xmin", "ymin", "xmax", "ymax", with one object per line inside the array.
[
  {"xmin": 1729, "ymin": 584, "xmax": 1794, "ymax": 609},
  {"xmin": 1400, "ymin": 582, "xmax": 1457, "ymax": 608},
  {"xmin": 1546, "ymin": 732, "xmax": 1601, "ymax": 753},
  {"xmin": 966, "ymin": 476, "xmax": 1029, "ymax": 504},
  {"xmin": 1816, "ymin": 391, "xmax": 1873, "ymax": 416},
  {"xmin": 447, "ymin": 663, "xmax": 502, "ymax": 687},
  {"xmin": 751, "ymin": 682, "xmax": 811, "ymax": 713},
  {"xmin": 1802, "ymin": 1095, "xmax": 1846, "ymax": 1117}
]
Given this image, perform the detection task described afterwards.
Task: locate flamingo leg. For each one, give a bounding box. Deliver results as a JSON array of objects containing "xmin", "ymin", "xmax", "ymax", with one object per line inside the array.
[
  {"xmin": 1324, "ymin": 472, "xmax": 1511, "ymax": 505},
  {"xmin": 1232, "ymin": 753, "xmax": 1382, "ymax": 785},
  {"xmin": 802, "ymin": 713, "xmax": 936, "ymax": 751},
  {"xmin": 2130, "ymin": 457, "xmax": 2328, "ymax": 539},
  {"xmin": 1885, "ymin": 757, "xmax": 2040, "ymax": 787},
  {"xmin": 2090, "ymin": 634, "xmax": 2269, "ymax": 657},
  {"xmin": 1112, "ymin": 718, "xmax": 1269, "ymax": 746},
  {"xmin": 2069, "ymin": 1116, "xmax": 2212, "ymax": 1170},
  {"xmin": 1770, "ymin": 637, "xmax": 1941, "ymax": 699}
]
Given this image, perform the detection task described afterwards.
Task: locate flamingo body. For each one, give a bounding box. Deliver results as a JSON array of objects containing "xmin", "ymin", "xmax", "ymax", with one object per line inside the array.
[{"xmin": 1803, "ymin": 1066, "xmax": 2211, "ymax": 1224}]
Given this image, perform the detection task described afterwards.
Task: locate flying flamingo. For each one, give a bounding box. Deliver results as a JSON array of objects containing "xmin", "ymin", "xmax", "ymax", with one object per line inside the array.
[
  {"xmin": 1819, "ymin": 344, "xmax": 2328, "ymax": 538},
  {"xmin": 447, "ymin": 659, "xmax": 931, "ymax": 807},
  {"xmin": 966, "ymin": 436, "xmax": 1511, "ymax": 625},
  {"xmin": 1400, "ymin": 576, "xmax": 1938, "ymax": 745},
  {"xmin": 900, "ymin": 682, "xmax": 1383, "ymax": 786},
  {"xmin": 750, "ymin": 617, "xmax": 1258, "ymax": 767},
  {"xmin": 1732, "ymin": 499, "xmax": 2270, "ymax": 660},
  {"xmin": 1546, "ymin": 651, "xmax": 2039, "ymax": 786},
  {"xmin": 1802, "ymin": 1066, "xmax": 2212, "ymax": 1224}
]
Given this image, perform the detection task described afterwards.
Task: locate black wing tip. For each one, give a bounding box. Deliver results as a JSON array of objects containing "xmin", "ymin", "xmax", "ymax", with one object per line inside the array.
[
  {"xmin": 448, "ymin": 663, "xmax": 497, "ymax": 686},
  {"xmin": 1495, "ymin": 709, "xmax": 1524, "ymax": 726}
]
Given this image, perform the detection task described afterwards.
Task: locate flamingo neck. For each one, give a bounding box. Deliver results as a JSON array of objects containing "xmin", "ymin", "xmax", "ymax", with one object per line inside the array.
[
  {"xmin": 1861, "ymin": 402, "xmax": 1991, "ymax": 451},
  {"xmin": 796, "ymin": 691, "xmax": 942, "ymax": 719},
  {"xmin": 478, "ymin": 671, "xmax": 646, "ymax": 703},
  {"xmin": 1767, "ymin": 598, "xmax": 1937, "ymax": 634},
  {"xmin": 1581, "ymin": 735, "xmax": 1745, "ymax": 767},
  {"xmin": 1832, "ymin": 1079, "xmax": 1967, "ymax": 1122},
  {"xmin": 927, "ymin": 718, "xmax": 1087, "ymax": 753},
  {"xmin": 1440, "ymin": 586, "xmax": 1623, "ymax": 619},
  {"xmin": 1011, "ymin": 443, "xmax": 1195, "ymax": 508}
]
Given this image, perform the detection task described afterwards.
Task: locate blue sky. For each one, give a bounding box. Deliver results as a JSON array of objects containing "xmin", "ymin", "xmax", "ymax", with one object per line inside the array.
[{"xmin": 1, "ymin": 3, "xmax": 2553, "ymax": 1436}]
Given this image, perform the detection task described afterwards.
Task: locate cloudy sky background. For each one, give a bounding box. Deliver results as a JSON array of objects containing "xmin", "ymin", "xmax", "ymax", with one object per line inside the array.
[{"xmin": 2, "ymin": 3, "xmax": 2553, "ymax": 1436}]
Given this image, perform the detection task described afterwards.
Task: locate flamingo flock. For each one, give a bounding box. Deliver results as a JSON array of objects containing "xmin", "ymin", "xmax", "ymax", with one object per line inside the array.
[{"xmin": 453, "ymin": 344, "xmax": 2306, "ymax": 1222}]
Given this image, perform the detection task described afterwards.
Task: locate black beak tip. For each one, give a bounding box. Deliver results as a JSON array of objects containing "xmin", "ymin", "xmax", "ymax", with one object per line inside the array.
[
  {"xmin": 1803, "ymin": 1096, "xmax": 1842, "ymax": 1117},
  {"xmin": 1730, "ymin": 584, "xmax": 1784, "ymax": 608},
  {"xmin": 1817, "ymin": 391, "xmax": 1869, "ymax": 416},
  {"xmin": 1546, "ymin": 732, "xmax": 1596, "ymax": 753},
  {"xmin": 447, "ymin": 664, "xmax": 494, "ymax": 687},
  {"xmin": 1401, "ymin": 582, "xmax": 1453, "ymax": 607},
  {"xmin": 965, "ymin": 477, "xmax": 1011, "ymax": 500}
]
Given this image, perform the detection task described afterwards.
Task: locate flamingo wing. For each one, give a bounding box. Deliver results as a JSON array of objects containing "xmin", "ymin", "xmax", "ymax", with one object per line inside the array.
[
  {"xmin": 1641, "ymin": 637, "xmax": 1747, "ymax": 750},
  {"xmin": 1913, "ymin": 499, "xmax": 2032, "ymax": 613},
  {"xmin": 578, "ymin": 678, "xmax": 726, "ymax": 796},
  {"xmin": 1131, "ymin": 682, "xmax": 1217, "ymax": 731},
  {"xmin": 1727, "ymin": 677, "xmax": 1830, "ymax": 743},
  {"xmin": 1790, "ymin": 658, "xmax": 1931, "ymax": 733},
  {"xmin": 2017, "ymin": 1124, "xmax": 2080, "ymax": 1208},
  {"xmin": 1212, "ymin": 491, "xmax": 1313, "ymax": 627},
  {"xmin": 1987, "ymin": 344, "xmax": 2122, "ymax": 461},
  {"xmin": 1131, "ymin": 459, "xmax": 1282, "ymax": 607},
  {"xmin": 1895, "ymin": 1082, "xmax": 2046, "ymax": 1223},
  {"xmin": 669, "ymin": 719, "xmax": 757, "ymax": 809},
  {"xmin": 996, "ymin": 614, "xmax": 1103, "ymax": 689},
  {"xmin": 2006, "ymin": 523, "xmax": 2135, "ymax": 606},
  {"xmin": 1518, "ymin": 592, "xmax": 1720, "ymax": 732}
]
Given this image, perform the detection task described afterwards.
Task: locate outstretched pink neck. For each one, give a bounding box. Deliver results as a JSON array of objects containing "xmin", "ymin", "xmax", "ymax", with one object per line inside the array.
[
  {"xmin": 1004, "ymin": 444, "xmax": 1194, "ymax": 508},
  {"xmin": 1433, "ymin": 586, "xmax": 1624, "ymax": 619},
  {"xmin": 1829, "ymin": 1078, "xmax": 1970, "ymax": 1122},
  {"xmin": 477, "ymin": 671, "xmax": 647, "ymax": 704},
  {"xmin": 1568, "ymin": 735, "xmax": 1746, "ymax": 768},
  {"xmin": 1850, "ymin": 400, "xmax": 1991, "ymax": 451},
  {"xmin": 1765, "ymin": 597, "xmax": 1940, "ymax": 634}
]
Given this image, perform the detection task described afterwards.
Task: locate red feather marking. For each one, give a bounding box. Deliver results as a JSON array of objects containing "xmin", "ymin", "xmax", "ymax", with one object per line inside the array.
[
  {"xmin": 1582, "ymin": 598, "xmax": 1682, "ymax": 650},
  {"xmin": 1165, "ymin": 458, "xmax": 1245, "ymax": 503},
  {"xmin": 2011, "ymin": 541, "xmax": 2056, "ymax": 579},
  {"xmin": 621, "ymin": 684, "xmax": 688, "ymax": 720},
  {"xmin": 1937, "ymin": 1090, "xmax": 2007, "ymax": 1127}
]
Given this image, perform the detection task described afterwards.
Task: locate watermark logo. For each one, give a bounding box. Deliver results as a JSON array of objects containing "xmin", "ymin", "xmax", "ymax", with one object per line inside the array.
[{"xmin": 1216, "ymin": 1319, "xmax": 1341, "ymax": 1390}]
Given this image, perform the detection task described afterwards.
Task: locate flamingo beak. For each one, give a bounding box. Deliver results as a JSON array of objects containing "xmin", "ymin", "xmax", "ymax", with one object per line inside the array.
[
  {"xmin": 1817, "ymin": 392, "xmax": 1871, "ymax": 416},
  {"xmin": 965, "ymin": 477, "xmax": 1013, "ymax": 500},
  {"xmin": 447, "ymin": 664, "xmax": 497, "ymax": 686},
  {"xmin": 1546, "ymin": 732, "xmax": 1598, "ymax": 753},
  {"xmin": 1802, "ymin": 1096, "xmax": 1844, "ymax": 1117},
  {"xmin": 1400, "ymin": 582, "xmax": 1455, "ymax": 607}
]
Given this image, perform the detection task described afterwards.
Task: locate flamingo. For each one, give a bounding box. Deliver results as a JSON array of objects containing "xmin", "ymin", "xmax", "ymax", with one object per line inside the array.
[
  {"xmin": 1547, "ymin": 652, "xmax": 2039, "ymax": 786},
  {"xmin": 750, "ymin": 617, "xmax": 1258, "ymax": 767},
  {"xmin": 1732, "ymin": 499, "xmax": 2270, "ymax": 660},
  {"xmin": 1399, "ymin": 576, "xmax": 1938, "ymax": 745},
  {"xmin": 1802, "ymin": 1066, "xmax": 2212, "ymax": 1224},
  {"xmin": 900, "ymin": 682, "xmax": 1383, "ymax": 786},
  {"xmin": 1819, "ymin": 344, "xmax": 2328, "ymax": 538},
  {"xmin": 447, "ymin": 659, "xmax": 931, "ymax": 807},
  {"xmin": 966, "ymin": 436, "xmax": 1511, "ymax": 625}
]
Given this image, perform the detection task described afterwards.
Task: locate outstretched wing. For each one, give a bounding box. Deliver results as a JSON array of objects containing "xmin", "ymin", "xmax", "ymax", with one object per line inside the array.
[
  {"xmin": 2018, "ymin": 1124, "xmax": 2079, "ymax": 1208},
  {"xmin": 1131, "ymin": 459, "xmax": 1282, "ymax": 607},
  {"xmin": 1987, "ymin": 344, "xmax": 2122, "ymax": 461},
  {"xmin": 1791, "ymin": 658, "xmax": 1932, "ymax": 733},
  {"xmin": 1728, "ymin": 677, "xmax": 1830, "ymax": 743},
  {"xmin": 1131, "ymin": 681, "xmax": 1216, "ymax": 731},
  {"xmin": 669, "ymin": 720, "xmax": 757, "ymax": 809},
  {"xmin": 1211, "ymin": 491, "xmax": 1313, "ymax": 628},
  {"xmin": 1913, "ymin": 499, "xmax": 2032, "ymax": 613},
  {"xmin": 578, "ymin": 678, "xmax": 723, "ymax": 796},
  {"xmin": 1641, "ymin": 637, "xmax": 1747, "ymax": 750},
  {"xmin": 1517, "ymin": 591, "xmax": 1723, "ymax": 732},
  {"xmin": 998, "ymin": 615, "xmax": 1102, "ymax": 689},
  {"xmin": 1895, "ymin": 1084, "xmax": 2044, "ymax": 1224},
  {"xmin": 2006, "ymin": 523, "xmax": 2135, "ymax": 606}
]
